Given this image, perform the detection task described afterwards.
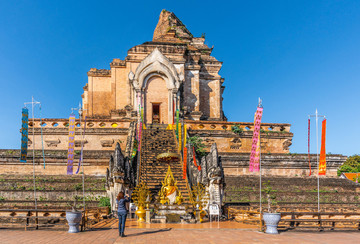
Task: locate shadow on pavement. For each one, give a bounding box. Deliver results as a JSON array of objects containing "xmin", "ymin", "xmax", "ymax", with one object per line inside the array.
[{"xmin": 126, "ymin": 228, "xmax": 172, "ymax": 237}]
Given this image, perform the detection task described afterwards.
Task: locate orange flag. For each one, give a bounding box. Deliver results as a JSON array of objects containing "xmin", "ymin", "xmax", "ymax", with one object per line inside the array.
[{"xmin": 319, "ymin": 119, "xmax": 327, "ymax": 175}]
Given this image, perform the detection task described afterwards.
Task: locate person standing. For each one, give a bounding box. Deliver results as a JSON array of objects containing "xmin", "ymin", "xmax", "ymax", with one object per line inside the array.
[{"xmin": 116, "ymin": 192, "xmax": 130, "ymax": 237}]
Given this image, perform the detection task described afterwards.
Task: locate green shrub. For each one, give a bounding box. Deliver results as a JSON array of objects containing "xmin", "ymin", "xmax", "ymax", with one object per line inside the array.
[
  {"xmin": 98, "ymin": 196, "xmax": 111, "ymax": 211},
  {"xmin": 337, "ymin": 155, "xmax": 360, "ymax": 176},
  {"xmin": 231, "ymin": 125, "xmax": 243, "ymax": 135},
  {"xmin": 188, "ymin": 136, "xmax": 206, "ymax": 157}
]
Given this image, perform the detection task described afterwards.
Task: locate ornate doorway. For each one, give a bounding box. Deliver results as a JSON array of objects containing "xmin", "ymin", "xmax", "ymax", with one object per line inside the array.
[
  {"xmin": 144, "ymin": 76, "xmax": 169, "ymax": 124},
  {"xmin": 152, "ymin": 103, "xmax": 160, "ymax": 123}
]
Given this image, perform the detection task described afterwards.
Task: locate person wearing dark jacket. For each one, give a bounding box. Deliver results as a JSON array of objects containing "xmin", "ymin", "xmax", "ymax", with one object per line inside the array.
[{"xmin": 116, "ymin": 192, "xmax": 130, "ymax": 237}]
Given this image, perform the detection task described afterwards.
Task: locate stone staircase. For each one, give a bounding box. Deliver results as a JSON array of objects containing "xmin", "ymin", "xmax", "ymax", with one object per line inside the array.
[{"xmin": 139, "ymin": 124, "xmax": 190, "ymax": 202}]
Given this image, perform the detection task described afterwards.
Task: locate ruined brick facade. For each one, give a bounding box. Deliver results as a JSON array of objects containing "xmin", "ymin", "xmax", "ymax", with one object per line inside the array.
[
  {"xmin": 11, "ymin": 10, "xmax": 334, "ymax": 178},
  {"xmin": 83, "ymin": 10, "xmax": 224, "ymax": 123}
]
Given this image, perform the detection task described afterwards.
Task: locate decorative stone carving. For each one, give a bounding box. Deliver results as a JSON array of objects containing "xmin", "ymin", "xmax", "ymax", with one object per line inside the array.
[
  {"xmin": 45, "ymin": 139, "xmax": 61, "ymax": 147},
  {"xmin": 100, "ymin": 139, "xmax": 114, "ymax": 147},
  {"xmin": 187, "ymin": 143, "xmax": 225, "ymax": 209},
  {"xmin": 124, "ymin": 105, "xmax": 133, "ymax": 118},
  {"xmin": 203, "ymin": 143, "xmax": 225, "ymax": 208},
  {"xmin": 132, "ymin": 48, "xmax": 180, "ymax": 90},
  {"xmin": 105, "ymin": 142, "xmax": 137, "ymax": 215},
  {"xmin": 283, "ymin": 139, "xmax": 292, "ymax": 151},
  {"xmin": 190, "ymin": 111, "xmax": 203, "ymax": 121},
  {"xmin": 74, "ymin": 140, "xmax": 88, "ymax": 147},
  {"xmin": 230, "ymin": 138, "xmax": 241, "ymax": 150},
  {"xmin": 128, "ymin": 71, "xmax": 135, "ymax": 81},
  {"xmin": 203, "ymin": 138, "xmax": 215, "ymax": 147}
]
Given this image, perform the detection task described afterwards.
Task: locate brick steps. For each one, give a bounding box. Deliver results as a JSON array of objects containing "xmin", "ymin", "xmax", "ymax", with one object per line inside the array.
[{"xmin": 139, "ymin": 127, "xmax": 189, "ymax": 202}]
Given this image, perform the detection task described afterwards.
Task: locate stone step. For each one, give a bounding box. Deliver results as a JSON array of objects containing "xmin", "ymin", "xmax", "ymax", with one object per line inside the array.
[{"xmin": 139, "ymin": 126, "xmax": 190, "ymax": 203}]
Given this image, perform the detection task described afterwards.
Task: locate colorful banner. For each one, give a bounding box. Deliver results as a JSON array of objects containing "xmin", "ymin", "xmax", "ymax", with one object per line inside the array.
[
  {"xmin": 75, "ymin": 116, "xmax": 87, "ymax": 174},
  {"xmin": 138, "ymin": 104, "xmax": 144, "ymax": 151},
  {"xmin": 176, "ymin": 109, "xmax": 179, "ymax": 138},
  {"xmin": 184, "ymin": 124, "xmax": 187, "ymax": 147},
  {"xmin": 20, "ymin": 107, "xmax": 29, "ymax": 163},
  {"xmin": 319, "ymin": 119, "xmax": 327, "ymax": 175},
  {"xmin": 253, "ymin": 132, "xmax": 260, "ymax": 171},
  {"xmin": 193, "ymin": 147, "xmax": 201, "ymax": 171},
  {"xmin": 308, "ymin": 118, "xmax": 312, "ymax": 176},
  {"xmin": 249, "ymin": 107, "xmax": 263, "ymax": 172},
  {"xmin": 183, "ymin": 147, "xmax": 187, "ymax": 179},
  {"xmin": 178, "ymin": 123, "xmax": 182, "ymax": 151},
  {"xmin": 137, "ymin": 92, "xmax": 140, "ymax": 144},
  {"xmin": 67, "ymin": 113, "xmax": 76, "ymax": 175}
]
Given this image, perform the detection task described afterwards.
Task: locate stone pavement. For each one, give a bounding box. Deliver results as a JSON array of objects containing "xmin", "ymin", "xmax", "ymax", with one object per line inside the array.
[
  {"xmin": 2, "ymin": 228, "xmax": 360, "ymax": 244},
  {"xmin": 1, "ymin": 220, "xmax": 360, "ymax": 244}
]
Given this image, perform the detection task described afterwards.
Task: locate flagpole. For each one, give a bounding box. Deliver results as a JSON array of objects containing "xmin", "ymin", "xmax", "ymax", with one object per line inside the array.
[
  {"xmin": 79, "ymin": 105, "xmax": 85, "ymax": 212},
  {"xmin": 259, "ymin": 129, "xmax": 262, "ymax": 230},
  {"xmin": 72, "ymin": 103, "xmax": 87, "ymax": 212},
  {"xmin": 258, "ymin": 98, "xmax": 262, "ymax": 231},
  {"xmin": 309, "ymin": 109, "xmax": 325, "ymax": 214},
  {"xmin": 25, "ymin": 97, "xmax": 41, "ymax": 212},
  {"xmin": 316, "ymin": 109, "xmax": 320, "ymax": 213}
]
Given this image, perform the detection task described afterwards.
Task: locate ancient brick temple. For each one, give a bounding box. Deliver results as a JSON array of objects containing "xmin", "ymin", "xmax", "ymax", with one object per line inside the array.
[
  {"xmin": 1, "ymin": 10, "xmax": 346, "ymax": 177},
  {"xmin": 83, "ymin": 10, "xmax": 224, "ymax": 123}
]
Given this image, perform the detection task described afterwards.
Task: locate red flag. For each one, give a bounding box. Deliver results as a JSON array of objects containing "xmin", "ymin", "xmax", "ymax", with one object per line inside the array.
[
  {"xmin": 183, "ymin": 147, "xmax": 187, "ymax": 179},
  {"xmin": 193, "ymin": 147, "xmax": 201, "ymax": 171},
  {"xmin": 319, "ymin": 119, "xmax": 327, "ymax": 175}
]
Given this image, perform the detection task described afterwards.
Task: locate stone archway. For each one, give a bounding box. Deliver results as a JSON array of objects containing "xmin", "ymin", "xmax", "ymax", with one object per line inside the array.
[{"xmin": 129, "ymin": 48, "xmax": 183, "ymax": 124}]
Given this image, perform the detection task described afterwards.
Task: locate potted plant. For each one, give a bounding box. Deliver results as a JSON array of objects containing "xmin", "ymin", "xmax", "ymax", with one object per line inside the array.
[
  {"xmin": 66, "ymin": 195, "xmax": 82, "ymax": 233},
  {"xmin": 262, "ymin": 181, "xmax": 281, "ymax": 234}
]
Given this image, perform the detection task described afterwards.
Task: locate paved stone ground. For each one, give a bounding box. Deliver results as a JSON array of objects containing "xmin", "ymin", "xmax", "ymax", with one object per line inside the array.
[{"xmin": 1, "ymin": 228, "xmax": 360, "ymax": 244}]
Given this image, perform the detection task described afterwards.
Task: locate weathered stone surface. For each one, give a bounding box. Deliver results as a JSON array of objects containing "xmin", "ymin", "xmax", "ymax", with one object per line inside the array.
[{"xmin": 153, "ymin": 10, "xmax": 193, "ymax": 42}]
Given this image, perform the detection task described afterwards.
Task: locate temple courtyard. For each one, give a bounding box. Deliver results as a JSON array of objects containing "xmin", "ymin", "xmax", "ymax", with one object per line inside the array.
[
  {"xmin": 0, "ymin": 6, "xmax": 359, "ymax": 244},
  {"xmin": 1, "ymin": 220, "xmax": 360, "ymax": 244}
]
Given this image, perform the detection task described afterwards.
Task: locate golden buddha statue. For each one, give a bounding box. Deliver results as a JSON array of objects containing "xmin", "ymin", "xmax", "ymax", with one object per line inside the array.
[{"xmin": 159, "ymin": 166, "xmax": 183, "ymax": 205}]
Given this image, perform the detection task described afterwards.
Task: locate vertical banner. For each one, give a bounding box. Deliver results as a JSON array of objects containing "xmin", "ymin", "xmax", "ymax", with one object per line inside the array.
[
  {"xmin": 183, "ymin": 124, "xmax": 187, "ymax": 179},
  {"xmin": 173, "ymin": 98, "xmax": 175, "ymax": 124},
  {"xmin": 178, "ymin": 123, "xmax": 182, "ymax": 151},
  {"xmin": 176, "ymin": 110, "xmax": 179, "ymax": 138},
  {"xmin": 183, "ymin": 147, "xmax": 187, "ymax": 179},
  {"xmin": 20, "ymin": 107, "xmax": 29, "ymax": 163},
  {"xmin": 249, "ymin": 107, "xmax": 263, "ymax": 172},
  {"xmin": 137, "ymin": 92, "xmax": 140, "ymax": 142},
  {"xmin": 319, "ymin": 119, "xmax": 327, "ymax": 175},
  {"xmin": 193, "ymin": 147, "xmax": 201, "ymax": 171},
  {"xmin": 308, "ymin": 118, "xmax": 312, "ymax": 176},
  {"xmin": 75, "ymin": 116, "xmax": 87, "ymax": 174},
  {"xmin": 137, "ymin": 93, "xmax": 143, "ymax": 152},
  {"xmin": 253, "ymin": 132, "xmax": 260, "ymax": 170},
  {"xmin": 184, "ymin": 124, "xmax": 187, "ymax": 148},
  {"xmin": 139, "ymin": 104, "xmax": 144, "ymax": 151},
  {"xmin": 67, "ymin": 113, "xmax": 76, "ymax": 175}
]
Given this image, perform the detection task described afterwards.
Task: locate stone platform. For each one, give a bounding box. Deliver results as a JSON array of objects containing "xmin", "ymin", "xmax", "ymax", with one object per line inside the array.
[{"xmin": 152, "ymin": 205, "xmax": 194, "ymax": 224}]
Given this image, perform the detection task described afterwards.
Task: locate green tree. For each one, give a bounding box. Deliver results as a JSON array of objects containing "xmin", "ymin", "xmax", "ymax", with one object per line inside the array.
[{"xmin": 337, "ymin": 155, "xmax": 360, "ymax": 176}]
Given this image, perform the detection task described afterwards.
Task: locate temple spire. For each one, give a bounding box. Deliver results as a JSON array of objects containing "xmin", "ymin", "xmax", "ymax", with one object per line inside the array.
[{"xmin": 153, "ymin": 10, "xmax": 193, "ymax": 43}]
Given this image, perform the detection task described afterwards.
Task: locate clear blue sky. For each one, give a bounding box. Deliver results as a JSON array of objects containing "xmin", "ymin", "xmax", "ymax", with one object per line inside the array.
[{"xmin": 0, "ymin": 0, "xmax": 359, "ymax": 156}]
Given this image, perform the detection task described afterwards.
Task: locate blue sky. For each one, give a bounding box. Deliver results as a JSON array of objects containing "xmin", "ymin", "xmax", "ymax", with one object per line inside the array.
[{"xmin": 0, "ymin": 0, "xmax": 359, "ymax": 156}]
